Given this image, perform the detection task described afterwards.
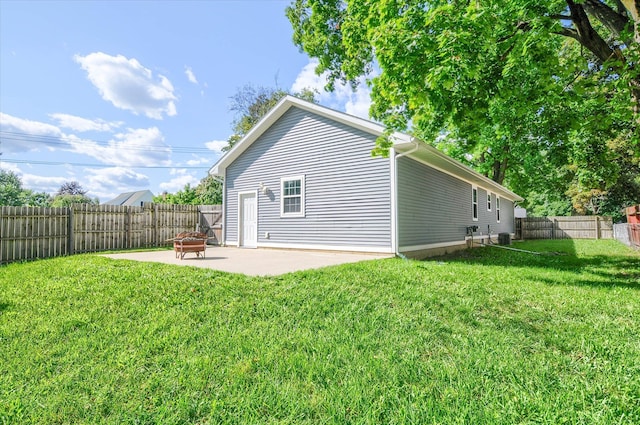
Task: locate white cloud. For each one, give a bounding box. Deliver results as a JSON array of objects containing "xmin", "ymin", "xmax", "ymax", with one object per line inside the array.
[
  {"xmin": 68, "ymin": 127, "xmax": 171, "ymax": 167},
  {"xmin": 21, "ymin": 173, "xmax": 69, "ymax": 194},
  {"xmin": 169, "ymin": 168, "xmax": 188, "ymax": 176},
  {"xmin": 49, "ymin": 113, "xmax": 122, "ymax": 132},
  {"xmin": 159, "ymin": 169, "xmax": 200, "ymax": 191},
  {"xmin": 1, "ymin": 163, "xmax": 151, "ymax": 202},
  {"xmin": 84, "ymin": 167, "xmax": 150, "ymax": 200},
  {"xmin": 1, "ymin": 113, "xmax": 170, "ymax": 169},
  {"xmin": 185, "ymin": 157, "xmax": 213, "ymax": 166},
  {"xmin": 1, "ymin": 163, "xmax": 70, "ymax": 194},
  {"xmin": 205, "ymin": 139, "xmax": 227, "ymax": 154},
  {"xmin": 291, "ymin": 59, "xmax": 373, "ymax": 119},
  {"xmin": 0, "ymin": 112, "xmax": 66, "ymax": 153},
  {"xmin": 185, "ymin": 66, "xmax": 198, "ymax": 84},
  {"xmin": 74, "ymin": 52, "xmax": 177, "ymax": 120}
]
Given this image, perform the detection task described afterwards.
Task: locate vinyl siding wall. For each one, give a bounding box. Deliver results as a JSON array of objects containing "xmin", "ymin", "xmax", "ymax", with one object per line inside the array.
[
  {"xmin": 224, "ymin": 107, "xmax": 392, "ymax": 251},
  {"xmin": 397, "ymin": 156, "xmax": 514, "ymax": 250}
]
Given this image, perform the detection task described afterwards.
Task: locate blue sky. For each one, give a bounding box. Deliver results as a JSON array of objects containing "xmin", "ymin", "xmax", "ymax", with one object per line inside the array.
[{"xmin": 0, "ymin": 0, "xmax": 372, "ymax": 202}]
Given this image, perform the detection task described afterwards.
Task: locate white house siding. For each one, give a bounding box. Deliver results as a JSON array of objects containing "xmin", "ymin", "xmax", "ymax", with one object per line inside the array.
[
  {"xmin": 224, "ymin": 107, "xmax": 392, "ymax": 251},
  {"xmin": 396, "ymin": 156, "xmax": 515, "ymax": 249}
]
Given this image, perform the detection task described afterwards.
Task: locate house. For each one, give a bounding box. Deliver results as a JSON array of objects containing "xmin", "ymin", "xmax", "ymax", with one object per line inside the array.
[
  {"xmin": 103, "ymin": 190, "xmax": 154, "ymax": 207},
  {"xmin": 209, "ymin": 96, "xmax": 523, "ymax": 258}
]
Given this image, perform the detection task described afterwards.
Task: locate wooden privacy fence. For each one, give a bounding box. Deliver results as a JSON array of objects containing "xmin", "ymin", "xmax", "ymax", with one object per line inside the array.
[
  {"xmin": 197, "ymin": 205, "xmax": 223, "ymax": 246},
  {"xmin": 1, "ymin": 203, "xmax": 221, "ymax": 264},
  {"xmin": 614, "ymin": 223, "xmax": 640, "ymax": 249},
  {"xmin": 516, "ymin": 216, "xmax": 613, "ymax": 240}
]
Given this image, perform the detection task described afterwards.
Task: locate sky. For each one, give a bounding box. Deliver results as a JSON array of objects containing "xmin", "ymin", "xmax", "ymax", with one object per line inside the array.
[{"xmin": 0, "ymin": 0, "xmax": 373, "ymax": 202}]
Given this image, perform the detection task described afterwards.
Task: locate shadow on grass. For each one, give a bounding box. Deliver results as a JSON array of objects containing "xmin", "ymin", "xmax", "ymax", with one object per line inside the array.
[
  {"xmin": 0, "ymin": 302, "xmax": 11, "ymax": 313},
  {"xmin": 427, "ymin": 240, "xmax": 640, "ymax": 290}
]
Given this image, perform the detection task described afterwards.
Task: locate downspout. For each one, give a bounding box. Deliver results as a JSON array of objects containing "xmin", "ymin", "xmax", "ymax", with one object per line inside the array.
[
  {"xmin": 220, "ymin": 170, "xmax": 226, "ymax": 246},
  {"xmin": 393, "ymin": 139, "xmax": 420, "ymax": 259}
]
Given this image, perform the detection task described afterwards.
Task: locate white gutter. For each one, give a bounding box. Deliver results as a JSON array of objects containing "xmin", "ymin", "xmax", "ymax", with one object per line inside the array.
[{"xmin": 393, "ymin": 139, "xmax": 420, "ymax": 258}]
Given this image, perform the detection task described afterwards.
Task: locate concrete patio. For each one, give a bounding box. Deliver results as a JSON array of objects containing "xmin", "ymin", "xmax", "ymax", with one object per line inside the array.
[{"xmin": 103, "ymin": 246, "xmax": 393, "ymax": 276}]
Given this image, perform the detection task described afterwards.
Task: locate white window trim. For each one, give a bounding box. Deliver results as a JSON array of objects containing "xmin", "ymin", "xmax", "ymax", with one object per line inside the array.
[
  {"xmin": 472, "ymin": 186, "xmax": 479, "ymax": 221},
  {"xmin": 487, "ymin": 192, "xmax": 492, "ymax": 212},
  {"xmin": 280, "ymin": 175, "xmax": 305, "ymax": 218},
  {"xmin": 496, "ymin": 196, "xmax": 501, "ymax": 223}
]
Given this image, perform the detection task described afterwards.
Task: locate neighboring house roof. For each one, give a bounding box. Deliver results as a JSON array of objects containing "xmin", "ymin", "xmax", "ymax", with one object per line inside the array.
[
  {"xmin": 103, "ymin": 190, "xmax": 154, "ymax": 206},
  {"xmin": 210, "ymin": 95, "xmax": 523, "ymax": 202}
]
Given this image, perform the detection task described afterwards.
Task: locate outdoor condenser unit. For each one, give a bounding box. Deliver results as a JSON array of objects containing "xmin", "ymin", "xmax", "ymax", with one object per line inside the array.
[{"xmin": 498, "ymin": 233, "xmax": 511, "ymax": 245}]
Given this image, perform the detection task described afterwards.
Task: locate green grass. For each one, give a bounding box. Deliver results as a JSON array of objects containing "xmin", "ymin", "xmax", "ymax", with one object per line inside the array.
[{"xmin": 1, "ymin": 240, "xmax": 639, "ymax": 424}]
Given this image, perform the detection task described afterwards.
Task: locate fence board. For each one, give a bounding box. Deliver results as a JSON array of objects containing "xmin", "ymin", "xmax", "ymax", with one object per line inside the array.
[
  {"xmin": 1, "ymin": 203, "xmax": 219, "ymax": 264},
  {"xmin": 517, "ymin": 216, "xmax": 613, "ymax": 240}
]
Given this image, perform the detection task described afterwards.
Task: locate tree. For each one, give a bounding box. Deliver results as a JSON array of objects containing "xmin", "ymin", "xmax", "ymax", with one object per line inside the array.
[
  {"xmin": 0, "ymin": 170, "xmax": 51, "ymax": 206},
  {"xmin": 155, "ymin": 184, "xmax": 199, "ymax": 205},
  {"xmin": 51, "ymin": 194, "xmax": 98, "ymax": 207},
  {"xmin": 22, "ymin": 190, "xmax": 52, "ymax": 207},
  {"xmin": 0, "ymin": 170, "xmax": 24, "ymax": 206},
  {"xmin": 287, "ymin": 0, "xmax": 640, "ymax": 215},
  {"xmin": 154, "ymin": 175, "xmax": 223, "ymax": 206},
  {"xmin": 195, "ymin": 174, "xmax": 222, "ymax": 205},
  {"xmin": 287, "ymin": 1, "xmax": 639, "ymax": 130},
  {"xmin": 50, "ymin": 181, "xmax": 95, "ymax": 206},
  {"xmin": 56, "ymin": 181, "xmax": 87, "ymax": 196}
]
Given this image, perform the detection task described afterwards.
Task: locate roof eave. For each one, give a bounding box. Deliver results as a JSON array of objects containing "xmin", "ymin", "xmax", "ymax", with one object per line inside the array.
[{"xmin": 394, "ymin": 140, "xmax": 524, "ymax": 202}]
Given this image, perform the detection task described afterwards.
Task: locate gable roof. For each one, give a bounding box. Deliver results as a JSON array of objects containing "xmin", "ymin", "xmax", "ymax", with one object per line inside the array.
[
  {"xmin": 103, "ymin": 190, "xmax": 154, "ymax": 206},
  {"xmin": 209, "ymin": 95, "xmax": 522, "ymax": 202}
]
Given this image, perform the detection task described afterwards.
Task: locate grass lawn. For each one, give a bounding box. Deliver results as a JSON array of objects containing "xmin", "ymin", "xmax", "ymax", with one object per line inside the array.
[{"xmin": 1, "ymin": 239, "xmax": 639, "ymax": 424}]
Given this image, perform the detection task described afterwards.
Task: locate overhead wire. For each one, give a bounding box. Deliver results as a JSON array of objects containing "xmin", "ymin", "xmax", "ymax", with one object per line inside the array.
[
  {"xmin": 0, "ymin": 159, "xmax": 209, "ymax": 169},
  {"xmin": 0, "ymin": 130, "xmax": 216, "ymax": 154},
  {"xmin": 0, "ymin": 129, "xmax": 222, "ymax": 169}
]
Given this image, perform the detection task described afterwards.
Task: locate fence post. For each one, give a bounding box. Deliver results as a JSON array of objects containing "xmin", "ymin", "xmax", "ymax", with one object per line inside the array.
[
  {"xmin": 125, "ymin": 206, "xmax": 130, "ymax": 249},
  {"xmin": 67, "ymin": 206, "xmax": 74, "ymax": 255},
  {"xmin": 595, "ymin": 216, "xmax": 600, "ymax": 240},
  {"xmin": 154, "ymin": 203, "xmax": 159, "ymax": 246}
]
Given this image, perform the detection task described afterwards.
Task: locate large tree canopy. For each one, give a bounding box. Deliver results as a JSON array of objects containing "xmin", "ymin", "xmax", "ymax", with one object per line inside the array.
[
  {"xmin": 0, "ymin": 170, "xmax": 52, "ymax": 207},
  {"xmin": 287, "ymin": 0, "xmax": 640, "ymax": 217}
]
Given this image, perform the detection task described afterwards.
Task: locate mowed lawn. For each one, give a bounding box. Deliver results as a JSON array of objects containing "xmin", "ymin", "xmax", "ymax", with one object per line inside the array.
[{"xmin": 1, "ymin": 240, "xmax": 639, "ymax": 424}]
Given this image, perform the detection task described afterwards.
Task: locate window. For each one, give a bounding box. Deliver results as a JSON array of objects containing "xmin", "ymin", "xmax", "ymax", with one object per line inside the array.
[
  {"xmin": 496, "ymin": 197, "xmax": 501, "ymax": 223},
  {"xmin": 487, "ymin": 192, "xmax": 492, "ymax": 211},
  {"xmin": 281, "ymin": 175, "xmax": 305, "ymax": 217},
  {"xmin": 472, "ymin": 186, "xmax": 478, "ymax": 221}
]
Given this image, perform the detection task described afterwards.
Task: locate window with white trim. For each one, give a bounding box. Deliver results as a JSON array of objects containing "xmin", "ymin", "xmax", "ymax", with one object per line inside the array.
[
  {"xmin": 487, "ymin": 192, "xmax": 492, "ymax": 211},
  {"xmin": 496, "ymin": 197, "xmax": 501, "ymax": 223},
  {"xmin": 281, "ymin": 175, "xmax": 305, "ymax": 217},
  {"xmin": 472, "ymin": 186, "xmax": 478, "ymax": 221}
]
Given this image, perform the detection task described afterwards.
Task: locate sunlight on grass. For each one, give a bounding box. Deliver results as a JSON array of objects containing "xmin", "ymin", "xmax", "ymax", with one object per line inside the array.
[{"xmin": 1, "ymin": 240, "xmax": 638, "ymax": 424}]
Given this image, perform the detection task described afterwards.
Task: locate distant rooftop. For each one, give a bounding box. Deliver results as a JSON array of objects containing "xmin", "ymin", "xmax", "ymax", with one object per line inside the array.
[{"xmin": 103, "ymin": 190, "xmax": 154, "ymax": 206}]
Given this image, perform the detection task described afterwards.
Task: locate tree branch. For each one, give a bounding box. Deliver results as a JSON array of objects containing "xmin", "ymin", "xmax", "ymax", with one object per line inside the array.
[
  {"xmin": 565, "ymin": 0, "xmax": 616, "ymax": 64},
  {"xmin": 554, "ymin": 27, "xmax": 580, "ymax": 41},
  {"xmin": 549, "ymin": 14, "xmax": 573, "ymax": 21},
  {"xmin": 583, "ymin": 0, "xmax": 630, "ymax": 42}
]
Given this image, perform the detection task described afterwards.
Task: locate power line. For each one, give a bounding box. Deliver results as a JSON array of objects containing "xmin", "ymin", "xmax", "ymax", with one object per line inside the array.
[
  {"xmin": 1, "ymin": 158, "xmax": 210, "ymax": 169},
  {"xmin": 0, "ymin": 130, "xmax": 219, "ymax": 154}
]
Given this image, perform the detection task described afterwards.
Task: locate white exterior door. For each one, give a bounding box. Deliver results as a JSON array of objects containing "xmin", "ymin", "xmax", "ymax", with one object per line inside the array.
[{"xmin": 239, "ymin": 192, "xmax": 257, "ymax": 248}]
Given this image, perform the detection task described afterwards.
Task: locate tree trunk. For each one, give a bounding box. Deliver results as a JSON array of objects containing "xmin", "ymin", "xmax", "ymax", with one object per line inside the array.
[
  {"xmin": 631, "ymin": 78, "xmax": 640, "ymax": 120},
  {"xmin": 565, "ymin": 0, "xmax": 617, "ymax": 64},
  {"xmin": 490, "ymin": 147, "xmax": 509, "ymax": 185}
]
